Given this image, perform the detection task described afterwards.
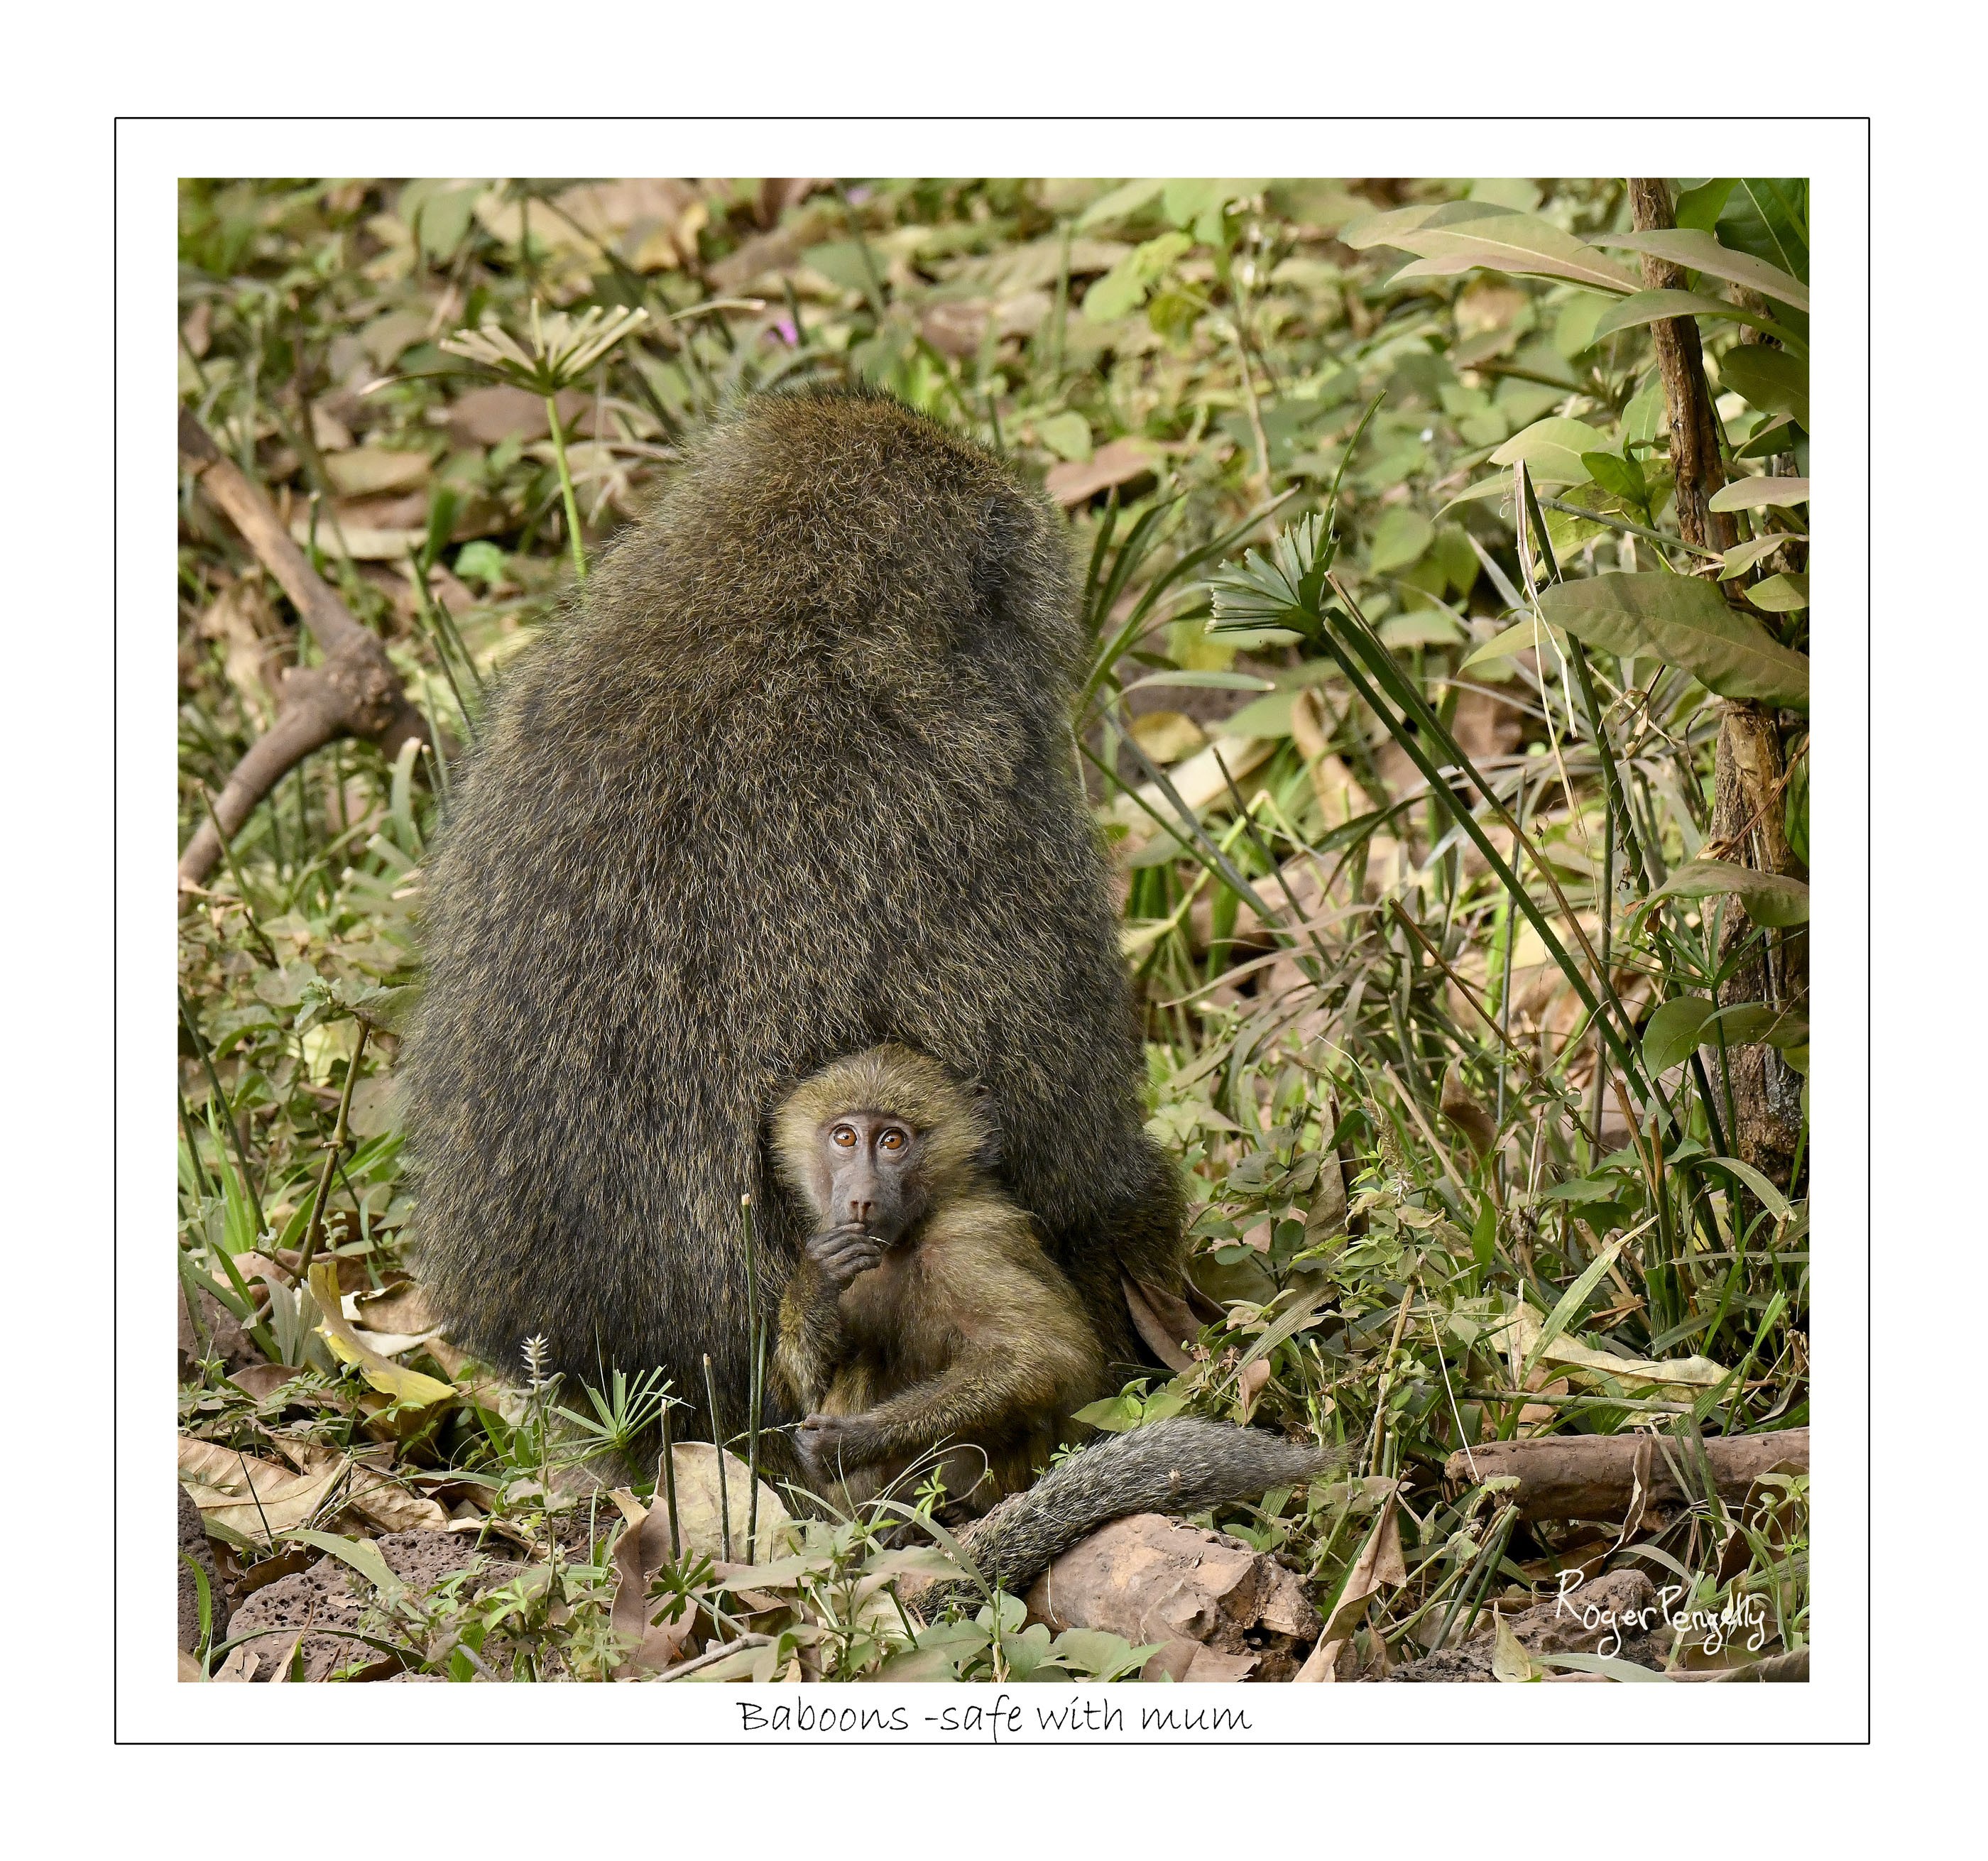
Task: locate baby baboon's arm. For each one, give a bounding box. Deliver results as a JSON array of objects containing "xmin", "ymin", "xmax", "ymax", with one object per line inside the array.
[
  {"xmin": 772, "ymin": 1222, "xmax": 877, "ymax": 1412},
  {"xmin": 816, "ymin": 1221, "xmax": 1101, "ymax": 1470}
]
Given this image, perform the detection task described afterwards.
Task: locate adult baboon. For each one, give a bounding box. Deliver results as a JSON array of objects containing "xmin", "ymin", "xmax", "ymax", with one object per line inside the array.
[{"xmin": 403, "ymin": 390, "xmax": 1181, "ymax": 1430}]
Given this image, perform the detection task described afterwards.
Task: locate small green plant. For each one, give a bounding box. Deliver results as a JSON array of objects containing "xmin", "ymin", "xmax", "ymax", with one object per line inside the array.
[
  {"xmin": 554, "ymin": 1367, "xmax": 680, "ymax": 1466},
  {"xmin": 440, "ymin": 300, "xmax": 649, "ymax": 581}
]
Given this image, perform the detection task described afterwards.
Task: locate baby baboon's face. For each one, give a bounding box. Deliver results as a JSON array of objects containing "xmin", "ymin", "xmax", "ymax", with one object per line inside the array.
[{"xmin": 816, "ymin": 1110, "xmax": 927, "ymax": 1245}]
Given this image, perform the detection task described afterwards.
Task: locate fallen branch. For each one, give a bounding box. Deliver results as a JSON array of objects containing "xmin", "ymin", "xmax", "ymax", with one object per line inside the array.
[
  {"xmin": 1444, "ymin": 1427, "xmax": 1807, "ymax": 1522},
  {"xmin": 178, "ymin": 410, "xmax": 429, "ymax": 889}
]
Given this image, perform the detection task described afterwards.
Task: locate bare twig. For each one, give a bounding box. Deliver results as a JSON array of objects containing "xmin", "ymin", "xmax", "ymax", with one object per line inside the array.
[{"xmin": 177, "ymin": 410, "xmax": 430, "ymax": 889}]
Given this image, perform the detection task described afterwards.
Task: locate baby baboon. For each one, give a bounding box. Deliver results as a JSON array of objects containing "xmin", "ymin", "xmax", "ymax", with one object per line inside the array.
[
  {"xmin": 770, "ymin": 1044, "xmax": 1344, "ymax": 1608},
  {"xmin": 771, "ymin": 1044, "xmax": 1105, "ymax": 1511},
  {"xmin": 403, "ymin": 389, "xmax": 1182, "ymax": 1429}
]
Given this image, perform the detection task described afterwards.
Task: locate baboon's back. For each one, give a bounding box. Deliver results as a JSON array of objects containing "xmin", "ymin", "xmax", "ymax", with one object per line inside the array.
[{"xmin": 403, "ymin": 392, "xmax": 1181, "ymax": 1423}]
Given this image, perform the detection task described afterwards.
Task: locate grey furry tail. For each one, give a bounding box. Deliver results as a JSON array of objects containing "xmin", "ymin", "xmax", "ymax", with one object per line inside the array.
[{"xmin": 907, "ymin": 1418, "xmax": 1343, "ymax": 1619}]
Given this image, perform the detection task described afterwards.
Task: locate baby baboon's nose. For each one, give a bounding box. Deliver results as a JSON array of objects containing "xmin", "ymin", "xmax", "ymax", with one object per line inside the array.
[{"xmin": 850, "ymin": 1199, "xmax": 875, "ymax": 1224}]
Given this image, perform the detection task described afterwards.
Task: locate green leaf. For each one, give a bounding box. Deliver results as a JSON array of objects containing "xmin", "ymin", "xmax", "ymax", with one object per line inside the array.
[
  {"xmin": 1622, "ymin": 376, "xmax": 1669, "ymax": 447},
  {"xmin": 1581, "ymin": 451, "xmax": 1647, "ymax": 506},
  {"xmin": 1536, "ymin": 1175, "xmax": 1631, "ymax": 1207},
  {"xmin": 1735, "ymin": 413, "xmax": 1801, "ymax": 459},
  {"xmin": 1708, "ymin": 476, "xmax": 1809, "ymax": 513},
  {"xmin": 1380, "ymin": 609, "xmax": 1465, "ymax": 648},
  {"xmin": 1338, "ymin": 200, "xmax": 1517, "ymax": 250},
  {"xmin": 1674, "ymin": 180, "xmax": 1738, "ymax": 232},
  {"xmin": 1146, "ymin": 290, "xmax": 1202, "ymax": 344},
  {"xmin": 1705, "ymin": 1002, "xmax": 1808, "ymax": 1050},
  {"xmin": 1074, "ymin": 179, "xmax": 1166, "ymax": 231},
  {"xmin": 1592, "ymin": 227, "xmax": 1809, "ymax": 311},
  {"xmin": 1641, "ymin": 858, "xmax": 1810, "ymax": 927},
  {"xmin": 1785, "ymin": 755, "xmax": 1809, "ymax": 867},
  {"xmin": 1123, "ymin": 670, "xmax": 1277, "ymax": 694},
  {"xmin": 1520, "ymin": 1235, "xmax": 1629, "ymax": 1387},
  {"xmin": 1718, "ymin": 533, "xmax": 1806, "ymax": 580},
  {"xmin": 1437, "ymin": 476, "xmax": 1519, "ymax": 514},
  {"xmin": 1534, "ymin": 572, "xmax": 1808, "ymax": 710},
  {"xmin": 1458, "ymin": 616, "xmax": 1565, "ymax": 672},
  {"xmin": 1489, "ymin": 417, "xmax": 1616, "ymax": 485},
  {"xmin": 1747, "ymin": 573, "xmax": 1808, "ymax": 613},
  {"xmin": 1700, "ymin": 1153, "xmax": 1793, "ymax": 1222},
  {"xmin": 1721, "ymin": 180, "xmax": 1809, "ymax": 285},
  {"xmin": 1071, "ymin": 1394, "xmax": 1142, "ymax": 1434},
  {"xmin": 1162, "ymin": 178, "xmax": 1264, "ymax": 240},
  {"xmin": 1433, "ymin": 524, "xmax": 1480, "ymax": 596},
  {"xmin": 1035, "ymin": 411, "xmax": 1093, "ymax": 462},
  {"xmin": 285, "ymin": 1529, "xmax": 406, "ymax": 1600},
  {"xmin": 1552, "ymin": 293, "xmax": 1610, "ymax": 358},
  {"xmin": 1491, "ymin": 1608, "xmax": 1542, "ymax": 1682},
  {"xmin": 1048, "ymin": 1627, "xmax": 1161, "ymax": 1681},
  {"xmin": 454, "ymin": 539, "xmax": 508, "ymax": 589},
  {"xmin": 1082, "ymin": 231, "xmax": 1192, "ymax": 322},
  {"xmin": 1644, "ymin": 995, "xmax": 1716, "ymax": 1074},
  {"xmin": 1717, "ymin": 346, "xmax": 1809, "ymax": 428},
  {"xmin": 1387, "ymin": 215, "xmax": 1641, "ymax": 295},
  {"xmin": 1368, "ymin": 507, "xmax": 1434, "ymax": 574},
  {"xmin": 1590, "ymin": 289, "xmax": 1803, "ymax": 351}
]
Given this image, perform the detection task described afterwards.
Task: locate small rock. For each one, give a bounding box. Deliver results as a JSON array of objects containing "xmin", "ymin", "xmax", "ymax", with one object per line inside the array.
[
  {"xmin": 222, "ymin": 1530, "xmax": 510, "ymax": 1682},
  {"xmin": 1025, "ymin": 1513, "xmax": 1321, "ymax": 1682}
]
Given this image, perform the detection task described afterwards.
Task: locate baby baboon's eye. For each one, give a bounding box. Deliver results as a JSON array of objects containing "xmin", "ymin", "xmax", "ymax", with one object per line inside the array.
[
  {"xmin": 831, "ymin": 1125, "xmax": 858, "ymax": 1147},
  {"xmin": 880, "ymin": 1128, "xmax": 907, "ymax": 1152}
]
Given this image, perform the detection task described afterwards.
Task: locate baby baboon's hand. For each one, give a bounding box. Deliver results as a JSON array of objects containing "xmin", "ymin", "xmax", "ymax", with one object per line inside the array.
[
  {"xmin": 793, "ymin": 1412, "xmax": 849, "ymax": 1471},
  {"xmin": 807, "ymin": 1221, "xmax": 884, "ymax": 1287}
]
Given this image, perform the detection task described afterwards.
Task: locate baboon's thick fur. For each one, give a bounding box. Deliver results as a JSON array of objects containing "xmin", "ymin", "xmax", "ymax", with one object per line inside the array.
[
  {"xmin": 907, "ymin": 1418, "xmax": 1343, "ymax": 1618},
  {"xmin": 403, "ymin": 391, "xmax": 1183, "ymax": 1426}
]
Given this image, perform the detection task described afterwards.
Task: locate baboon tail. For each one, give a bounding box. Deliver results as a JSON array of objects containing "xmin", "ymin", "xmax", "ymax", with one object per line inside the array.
[{"xmin": 907, "ymin": 1417, "xmax": 1342, "ymax": 1617}]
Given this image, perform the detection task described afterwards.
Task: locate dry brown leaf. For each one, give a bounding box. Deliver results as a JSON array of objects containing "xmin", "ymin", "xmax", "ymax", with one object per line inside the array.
[
  {"xmin": 1128, "ymin": 709, "xmax": 1209, "ymax": 765},
  {"xmin": 279, "ymin": 1439, "xmax": 449, "ymax": 1533},
  {"xmin": 662, "ymin": 1443, "xmax": 792, "ymax": 1564},
  {"xmin": 608, "ymin": 1491, "xmax": 699, "ymax": 1675},
  {"xmin": 1440, "ymin": 1064, "xmax": 1498, "ymax": 1156},
  {"xmin": 342, "ymin": 1467, "xmax": 449, "ymax": 1534},
  {"xmin": 226, "ymin": 1363, "xmax": 306, "ymax": 1402},
  {"xmin": 178, "ymin": 1438, "xmax": 345, "ymax": 1544},
  {"xmin": 310, "ymin": 1264, "xmax": 454, "ymax": 1409},
  {"xmin": 324, "ymin": 448, "xmax": 430, "ymax": 498},
  {"xmin": 1103, "ymin": 732, "xmax": 1276, "ymax": 858},
  {"xmin": 919, "ymin": 299, "xmax": 991, "ymax": 359},
  {"xmin": 1123, "ymin": 1275, "xmax": 1199, "ymax": 1373},
  {"xmin": 1046, "ymin": 437, "xmax": 1157, "ymax": 507},
  {"xmin": 1028, "ymin": 1514, "xmax": 1316, "ymax": 1681},
  {"xmin": 1293, "ymin": 1634, "xmax": 1344, "ymax": 1681},
  {"xmin": 447, "ymin": 384, "xmax": 590, "ymax": 447},
  {"xmin": 1314, "ymin": 1487, "xmax": 1407, "ymax": 1649}
]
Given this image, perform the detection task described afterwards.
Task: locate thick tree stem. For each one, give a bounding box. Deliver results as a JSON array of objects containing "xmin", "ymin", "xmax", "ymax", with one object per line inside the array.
[
  {"xmin": 178, "ymin": 412, "xmax": 430, "ymax": 888},
  {"xmin": 1629, "ymin": 180, "xmax": 1805, "ymax": 1188},
  {"xmin": 1627, "ymin": 180, "xmax": 1736, "ymax": 559}
]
